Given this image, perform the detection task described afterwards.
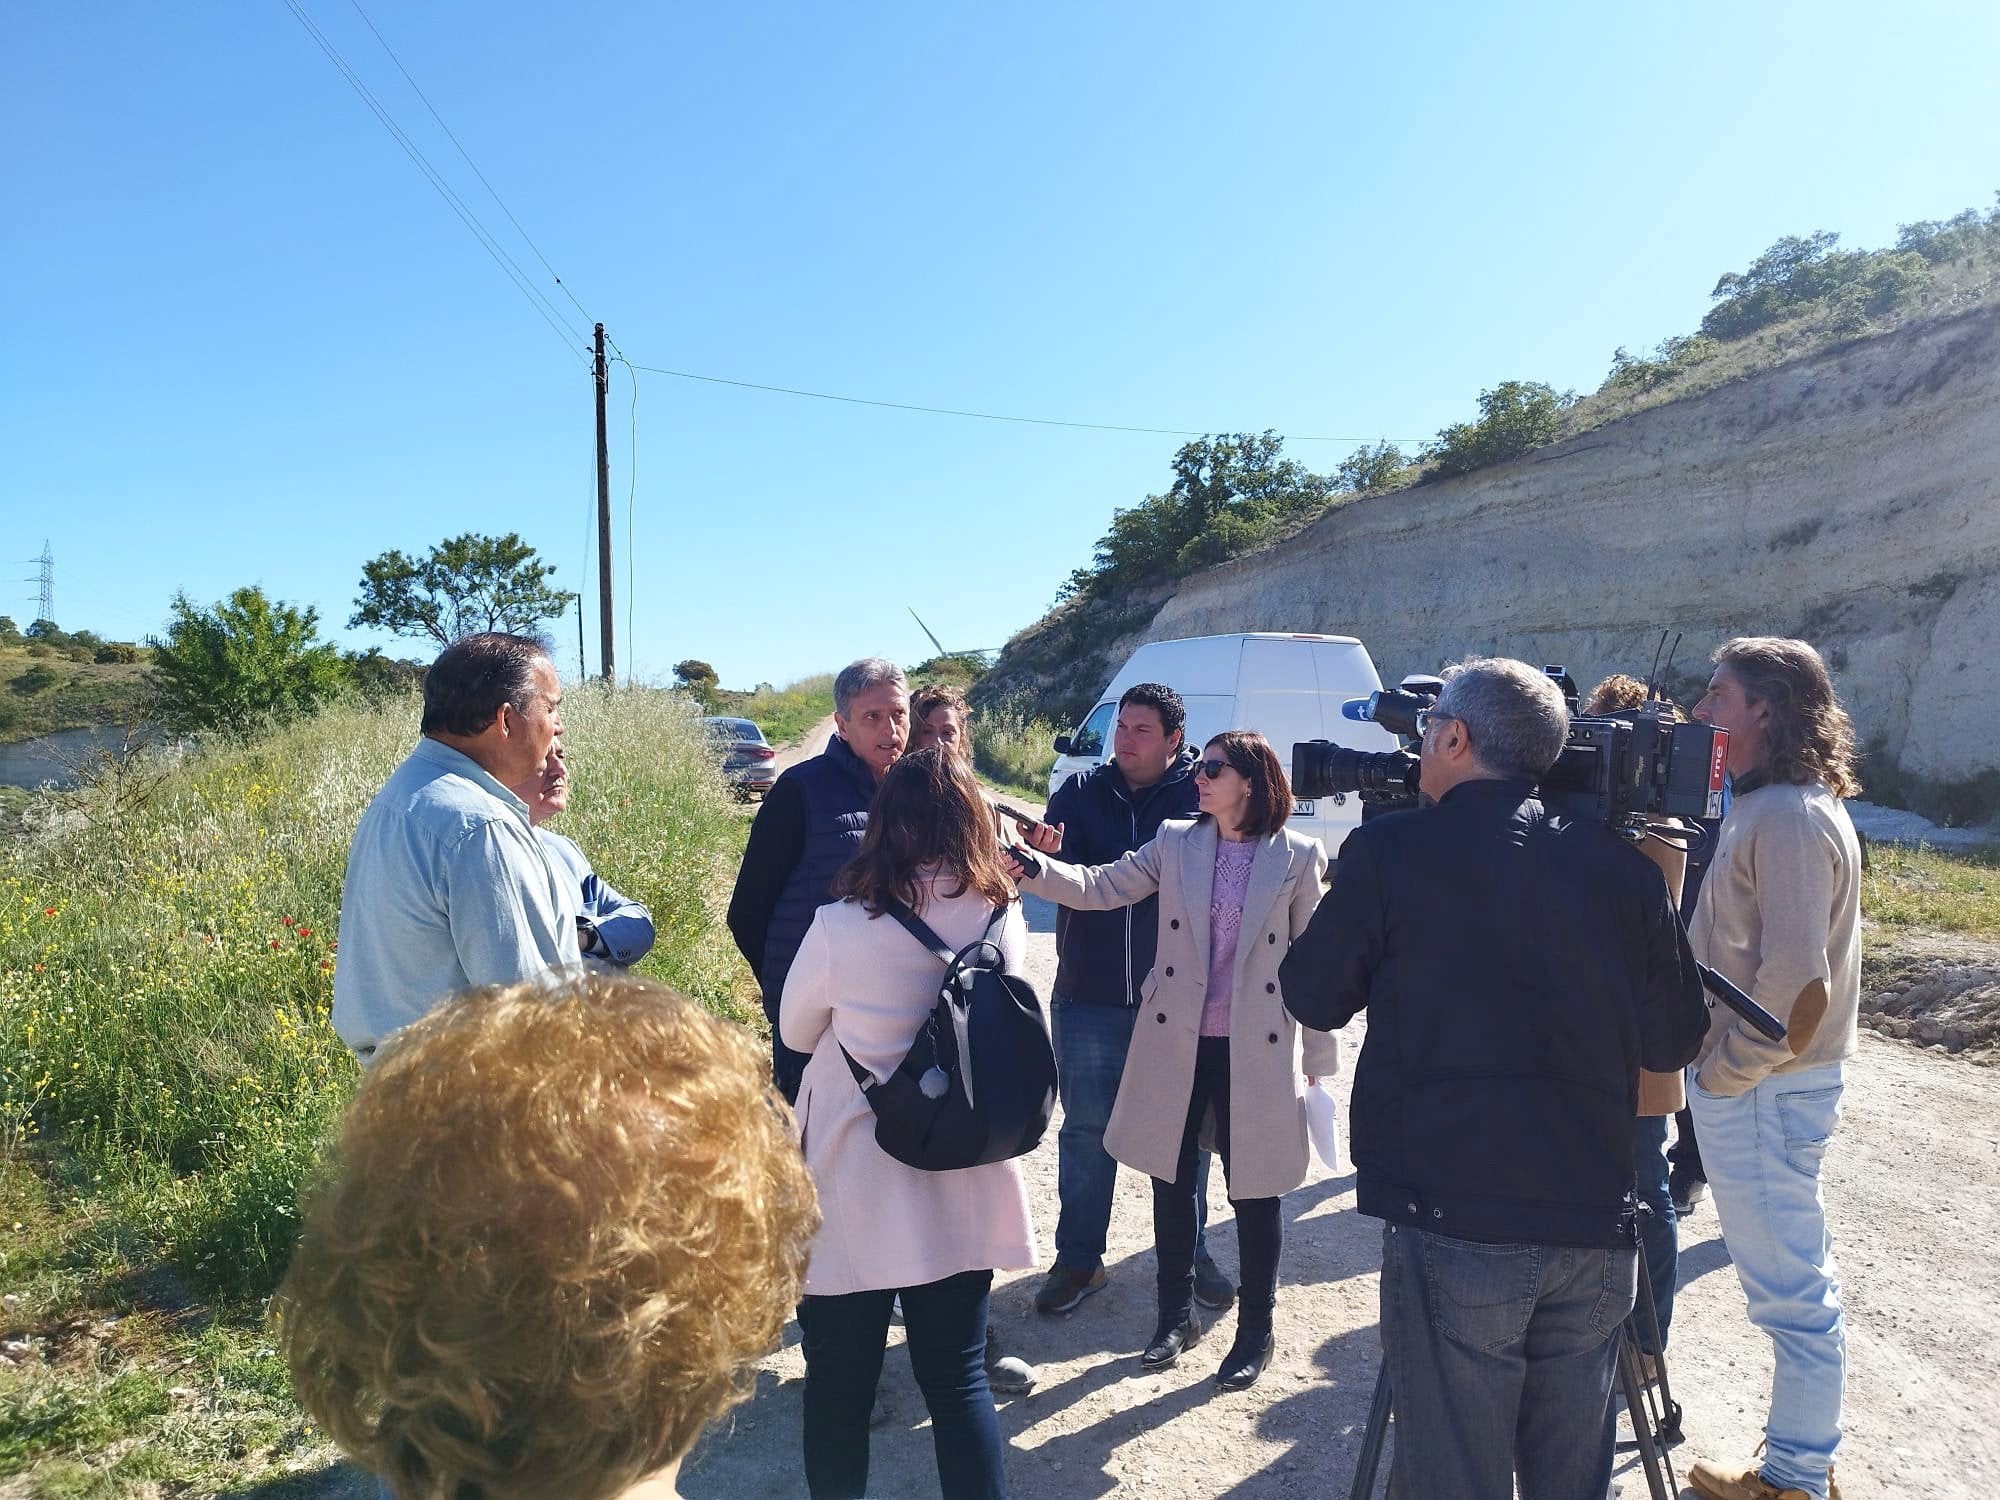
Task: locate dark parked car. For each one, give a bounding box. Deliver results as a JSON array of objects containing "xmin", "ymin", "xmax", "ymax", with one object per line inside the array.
[{"xmin": 702, "ymin": 716, "xmax": 778, "ymax": 799}]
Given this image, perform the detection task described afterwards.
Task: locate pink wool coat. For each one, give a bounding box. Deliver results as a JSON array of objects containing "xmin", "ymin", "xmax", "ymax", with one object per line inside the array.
[
  {"xmin": 779, "ymin": 875, "xmax": 1039, "ymax": 1297},
  {"xmin": 1021, "ymin": 818, "xmax": 1337, "ymax": 1201}
]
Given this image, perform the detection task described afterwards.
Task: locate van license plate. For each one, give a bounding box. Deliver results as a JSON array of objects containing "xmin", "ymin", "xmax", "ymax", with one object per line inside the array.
[{"xmin": 1294, "ymin": 800, "xmax": 1315, "ymax": 816}]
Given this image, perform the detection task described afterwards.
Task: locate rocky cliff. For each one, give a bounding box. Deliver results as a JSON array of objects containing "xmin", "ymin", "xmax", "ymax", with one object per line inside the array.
[{"xmin": 987, "ymin": 303, "xmax": 2000, "ymax": 815}]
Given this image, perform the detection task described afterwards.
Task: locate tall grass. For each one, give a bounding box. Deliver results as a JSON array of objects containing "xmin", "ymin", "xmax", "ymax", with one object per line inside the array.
[
  {"xmin": 0, "ymin": 688, "xmax": 748, "ymax": 1298},
  {"xmin": 973, "ymin": 699, "xmax": 1061, "ymax": 802},
  {"xmin": 725, "ymin": 673, "xmax": 835, "ymax": 746}
]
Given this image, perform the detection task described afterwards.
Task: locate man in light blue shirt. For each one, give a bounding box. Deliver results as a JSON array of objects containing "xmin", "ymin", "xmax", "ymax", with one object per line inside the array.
[
  {"xmin": 508, "ymin": 743, "xmax": 655, "ymax": 968},
  {"xmin": 332, "ymin": 633, "xmax": 580, "ymax": 1060}
]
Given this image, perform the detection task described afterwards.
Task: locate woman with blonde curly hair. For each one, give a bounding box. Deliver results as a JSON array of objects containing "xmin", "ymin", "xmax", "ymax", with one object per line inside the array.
[
  {"xmin": 780, "ymin": 746, "xmax": 1036, "ymax": 1499},
  {"xmin": 276, "ymin": 974, "xmax": 819, "ymax": 1500}
]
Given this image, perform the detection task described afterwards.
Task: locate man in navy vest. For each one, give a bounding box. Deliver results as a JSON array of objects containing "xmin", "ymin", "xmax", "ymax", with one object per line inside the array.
[{"xmin": 729, "ymin": 658, "xmax": 909, "ymax": 1102}]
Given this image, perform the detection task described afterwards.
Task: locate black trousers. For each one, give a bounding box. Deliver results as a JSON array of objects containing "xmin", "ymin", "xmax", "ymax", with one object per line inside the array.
[{"xmin": 1153, "ymin": 1035, "xmax": 1281, "ymax": 1329}]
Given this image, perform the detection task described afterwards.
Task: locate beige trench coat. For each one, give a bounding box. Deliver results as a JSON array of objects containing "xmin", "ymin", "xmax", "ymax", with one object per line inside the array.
[{"xmin": 1021, "ymin": 817, "xmax": 1338, "ymax": 1201}]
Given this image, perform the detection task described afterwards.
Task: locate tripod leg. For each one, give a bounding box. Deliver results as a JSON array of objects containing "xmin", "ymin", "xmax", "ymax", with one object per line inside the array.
[
  {"xmin": 1632, "ymin": 1223, "xmax": 1685, "ymax": 1444},
  {"xmin": 1348, "ymin": 1357, "xmax": 1393, "ymax": 1500},
  {"xmin": 1617, "ymin": 1333, "xmax": 1673, "ymax": 1500}
]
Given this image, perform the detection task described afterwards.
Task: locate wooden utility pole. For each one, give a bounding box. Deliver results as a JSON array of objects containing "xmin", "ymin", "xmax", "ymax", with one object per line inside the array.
[{"xmin": 594, "ymin": 323, "xmax": 616, "ymax": 684}]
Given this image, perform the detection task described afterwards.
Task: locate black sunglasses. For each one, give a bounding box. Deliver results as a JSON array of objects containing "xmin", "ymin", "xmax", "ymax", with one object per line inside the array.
[{"xmin": 1195, "ymin": 758, "xmax": 1237, "ymax": 780}]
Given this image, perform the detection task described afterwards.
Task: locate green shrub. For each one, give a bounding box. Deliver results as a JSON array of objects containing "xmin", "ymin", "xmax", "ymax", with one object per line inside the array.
[
  {"xmin": 149, "ymin": 587, "xmax": 349, "ymax": 736},
  {"xmin": 91, "ymin": 644, "xmax": 141, "ymax": 666},
  {"xmin": 973, "ymin": 699, "xmax": 1061, "ymax": 800},
  {"xmin": 9, "ymin": 666, "xmax": 59, "ymax": 696},
  {"xmin": 1423, "ymin": 380, "xmax": 1574, "ymax": 478},
  {"xmin": 0, "ymin": 689, "xmax": 749, "ymax": 1297}
]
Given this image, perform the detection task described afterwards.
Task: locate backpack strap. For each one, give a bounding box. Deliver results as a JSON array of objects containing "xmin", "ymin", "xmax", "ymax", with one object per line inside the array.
[{"xmin": 881, "ymin": 894, "xmax": 957, "ymax": 966}]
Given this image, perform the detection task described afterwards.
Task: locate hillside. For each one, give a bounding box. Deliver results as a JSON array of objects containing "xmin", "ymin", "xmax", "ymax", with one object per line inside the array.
[
  {"xmin": 980, "ymin": 300, "xmax": 2000, "ymax": 824},
  {"xmin": 0, "ymin": 643, "xmax": 153, "ymax": 744}
]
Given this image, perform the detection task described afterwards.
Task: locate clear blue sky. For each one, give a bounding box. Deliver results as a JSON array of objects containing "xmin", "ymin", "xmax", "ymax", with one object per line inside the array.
[{"xmin": 3, "ymin": 1, "xmax": 1995, "ymax": 687}]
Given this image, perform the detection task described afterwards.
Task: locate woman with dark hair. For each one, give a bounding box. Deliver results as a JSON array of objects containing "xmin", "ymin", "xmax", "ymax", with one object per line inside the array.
[
  {"xmin": 1008, "ymin": 730, "xmax": 1336, "ymax": 1392},
  {"xmin": 780, "ymin": 747, "xmax": 1034, "ymax": 1500}
]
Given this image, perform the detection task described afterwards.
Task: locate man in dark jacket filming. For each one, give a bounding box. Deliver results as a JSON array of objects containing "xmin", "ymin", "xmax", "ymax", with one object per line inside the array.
[{"xmin": 1282, "ymin": 656, "xmax": 1707, "ymax": 1500}]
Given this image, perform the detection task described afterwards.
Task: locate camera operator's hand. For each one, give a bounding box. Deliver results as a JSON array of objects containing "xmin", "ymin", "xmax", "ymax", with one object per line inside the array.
[
  {"xmin": 1015, "ymin": 817, "xmax": 1064, "ymax": 854},
  {"xmin": 1002, "ymin": 846, "xmax": 1042, "ymax": 882}
]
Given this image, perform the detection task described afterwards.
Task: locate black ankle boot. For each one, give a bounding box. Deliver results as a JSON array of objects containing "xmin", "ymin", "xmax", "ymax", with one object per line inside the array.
[
  {"xmin": 1140, "ymin": 1311, "xmax": 1203, "ymax": 1371},
  {"xmin": 1214, "ymin": 1325, "xmax": 1274, "ymax": 1391}
]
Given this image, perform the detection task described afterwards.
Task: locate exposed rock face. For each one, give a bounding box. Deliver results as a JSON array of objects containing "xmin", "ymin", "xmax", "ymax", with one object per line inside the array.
[{"xmin": 1007, "ymin": 304, "xmax": 2000, "ymax": 790}]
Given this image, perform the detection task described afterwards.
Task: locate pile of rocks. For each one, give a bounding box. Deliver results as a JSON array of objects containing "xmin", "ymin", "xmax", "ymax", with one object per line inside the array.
[{"xmin": 1859, "ymin": 963, "xmax": 2000, "ymax": 1058}]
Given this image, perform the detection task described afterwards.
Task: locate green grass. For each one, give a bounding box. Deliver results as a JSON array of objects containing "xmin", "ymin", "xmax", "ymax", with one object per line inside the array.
[
  {"xmin": 0, "ymin": 687, "xmax": 755, "ymax": 1493},
  {"xmin": 718, "ymin": 673, "xmax": 835, "ymax": 747},
  {"xmin": 972, "ymin": 699, "xmax": 1060, "ymax": 802},
  {"xmin": 1861, "ymin": 841, "xmax": 2000, "ymax": 941},
  {"xmin": 0, "ymin": 646, "xmax": 153, "ymax": 747},
  {"xmin": 0, "ymin": 687, "xmax": 752, "ymax": 1301}
]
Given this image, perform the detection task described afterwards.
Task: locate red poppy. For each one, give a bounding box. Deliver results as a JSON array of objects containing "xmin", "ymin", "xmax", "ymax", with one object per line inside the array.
[
  {"xmin": 269, "ymin": 939, "xmax": 282, "ymax": 950},
  {"xmin": 320, "ymin": 959, "xmax": 334, "ymax": 971},
  {"xmin": 283, "ymin": 916, "xmax": 295, "ymax": 927},
  {"xmin": 43, "ymin": 907, "xmax": 56, "ymax": 917},
  {"xmin": 32, "ymin": 963, "xmax": 44, "ymax": 973},
  {"xmin": 298, "ymin": 927, "xmax": 313, "ymax": 938}
]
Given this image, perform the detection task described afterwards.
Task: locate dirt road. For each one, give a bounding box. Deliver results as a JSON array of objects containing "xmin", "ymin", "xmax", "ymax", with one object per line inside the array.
[{"xmin": 685, "ymin": 785, "xmax": 2000, "ymax": 1497}]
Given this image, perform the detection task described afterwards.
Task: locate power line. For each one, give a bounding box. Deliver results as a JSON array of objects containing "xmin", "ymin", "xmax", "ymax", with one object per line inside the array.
[
  {"xmin": 278, "ymin": 0, "xmax": 589, "ymax": 365},
  {"xmin": 341, "ymin": 0, "xmax": 599, "ymax": 332},
  {"xmin": 622, "ymin": 360, "xmax": 638, "ymax": 688},
  {"xmin": 615, "ymin": 361, "xmax": 1425, "ymax": 445}
]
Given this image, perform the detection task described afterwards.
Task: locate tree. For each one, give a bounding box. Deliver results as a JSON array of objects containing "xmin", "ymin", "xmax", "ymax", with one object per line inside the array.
[
  {"xmin": 350, "ymin": 533, "xmax": 577, "ymax": 648},
  {"xmin": 343, "ymin": 648, "xmax": 426, "ymax": 701},
  {"xmin": 1335, "ymin": 441, "xmax": 1412, "ymax": 494},
  {"xmin": 0, "ymin": 616, "xmax": 20, "ymax": 647},
  {"xmin": 150, "ymin": 587, "xmax": 351, "ymax": 734},
  {"xmin": 1423, "ymin": 381, "xmax": 1573, "ymax": 478},
  {"xmin": 673, "ymin": 659, "xmax": 720, "ymax": 708},
  {"xmin": 26, "ymin": 619, "xmax": 62, "ymax": 642}
]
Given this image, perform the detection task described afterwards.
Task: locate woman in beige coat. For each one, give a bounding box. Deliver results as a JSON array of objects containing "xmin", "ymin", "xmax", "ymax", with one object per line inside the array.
[{"xmin": 1009, "ymin": 730, "xmax": 1337, "ymax": 1392}]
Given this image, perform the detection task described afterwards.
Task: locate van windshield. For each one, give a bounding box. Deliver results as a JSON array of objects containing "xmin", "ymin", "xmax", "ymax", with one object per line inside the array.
[{"xmin": 1069, "ymin": 701, "xmax": 1115, "ymax": 757}]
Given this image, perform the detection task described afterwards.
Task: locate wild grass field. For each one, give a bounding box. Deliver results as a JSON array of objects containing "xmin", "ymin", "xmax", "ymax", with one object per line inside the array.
[{"xmin": 0, "ymin": 687, "xmax": 750, "ymax": 1494}]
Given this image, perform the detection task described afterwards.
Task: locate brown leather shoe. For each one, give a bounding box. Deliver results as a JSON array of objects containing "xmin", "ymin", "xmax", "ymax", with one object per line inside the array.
[{"xmin": 1686, "ymin": 1457, "xmax": 1832, "ymax": 1500}]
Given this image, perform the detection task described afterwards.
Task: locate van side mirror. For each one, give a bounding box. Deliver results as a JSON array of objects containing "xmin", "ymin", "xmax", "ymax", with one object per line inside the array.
[{"xmin": 1052, "ymin": 734, "xmax": 1074, "ymax": 756}]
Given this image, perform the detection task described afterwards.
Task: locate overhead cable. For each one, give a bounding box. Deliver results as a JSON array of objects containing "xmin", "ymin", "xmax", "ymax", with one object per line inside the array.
[
  {"xmin": 278, "ymin": 0, "xmax": 589, "ymax": 365},
  {"xmin": 616, "ymin": 361, "xmax": 1424, "ymax": 445}
]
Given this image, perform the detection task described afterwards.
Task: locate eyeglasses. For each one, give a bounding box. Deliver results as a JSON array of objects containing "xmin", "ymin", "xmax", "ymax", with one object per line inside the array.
[
  {"xmin": 1195, "ymin": 758, "xmax": 1235, "ymax": 780},
  {"xmin": 1414, "ymin": 707, "xmax": 1455, "ymax": 737}
]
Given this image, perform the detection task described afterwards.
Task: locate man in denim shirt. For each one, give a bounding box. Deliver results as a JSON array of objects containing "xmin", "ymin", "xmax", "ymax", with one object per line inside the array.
[
  {"xmin": 509, "ymin": 743, "xmax": 655, "ymax": 968},
  {"xmin": 333, "ymin": 633, "xmax": 580, "ymax": 1061}
]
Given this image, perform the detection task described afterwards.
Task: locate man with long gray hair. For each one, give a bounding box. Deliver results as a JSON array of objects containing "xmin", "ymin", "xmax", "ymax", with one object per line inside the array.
[
  {"xmin": 1282, "ymin": 656, "xmax": 1707, "ymax": 1500},
  {"xmin": 729, "ymin": 657, "xmax": 909, "ymax": 1103},
  {"xmin": 333, "ymin": 632, "xmax": 580, "ymax": 1062}
]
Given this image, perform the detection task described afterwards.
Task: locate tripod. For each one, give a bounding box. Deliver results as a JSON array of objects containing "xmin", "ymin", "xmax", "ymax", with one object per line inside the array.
[{"xmin": 1345, "ymin": 1239, "xmax": 1682, "ymax": 1500}]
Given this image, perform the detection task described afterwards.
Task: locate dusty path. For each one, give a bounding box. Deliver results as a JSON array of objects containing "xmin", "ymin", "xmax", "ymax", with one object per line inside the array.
[{"xmin": 684, "ymin": 880, "xmax": 2000, "ymax": 1498}]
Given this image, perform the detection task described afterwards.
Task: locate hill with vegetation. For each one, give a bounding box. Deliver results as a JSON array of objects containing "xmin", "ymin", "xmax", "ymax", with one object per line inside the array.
[
  {"xmin": 0, "ymin": 621, "xmax": 153, "ymax": 745},
  {"xmin": 977, "ymin": 196, "xmax": 2000, "ymax": 824}
]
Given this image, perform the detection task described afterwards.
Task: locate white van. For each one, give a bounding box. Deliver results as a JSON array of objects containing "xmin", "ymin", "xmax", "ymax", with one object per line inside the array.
[{"xmin": 1046, "ymin": 632, "xmax": 1401, "ymax": 858}]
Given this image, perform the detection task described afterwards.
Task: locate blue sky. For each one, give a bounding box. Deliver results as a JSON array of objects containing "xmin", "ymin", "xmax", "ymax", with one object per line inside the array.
[{"xmin": 3, "ymin": 1, "xmax": 1996, "ymax": 687}]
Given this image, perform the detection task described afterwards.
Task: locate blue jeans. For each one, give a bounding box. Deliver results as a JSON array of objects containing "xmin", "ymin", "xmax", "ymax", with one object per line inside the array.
[
  {"xmin": 1632, "ymin": 1113, "xmax": 1678, "ymax": 1352},
  {"xmin": 1381, "ymin": 1223, "xmax": 1636, "ymax": 1500},
  {"xmin": 1051, "ymin": 997, "xmax": 1210, "ymax": 1268},
  {"xmin": 798, "ymin": 1269, "xmax": 1007, "ymax": 1499},
  {"xmin": 1688, "ymin": 1062, "xmax": 1846, "ymax": 1499}
]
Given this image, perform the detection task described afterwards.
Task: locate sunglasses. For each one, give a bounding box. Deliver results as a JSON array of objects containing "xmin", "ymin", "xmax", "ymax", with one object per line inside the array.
[{"xmin": 1195, "ymin": 758, "xmax": 1237, "ymax": 781}]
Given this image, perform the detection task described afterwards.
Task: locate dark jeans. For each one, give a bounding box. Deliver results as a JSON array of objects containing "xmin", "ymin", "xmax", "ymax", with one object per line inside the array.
[
  {"xmin": 798, "ymin": 1269, "xmax": 1007, "ymax": 1500},
  {"xmin": 1154, "ymin": 1035, "xmax": 1279, "ymax": 1329},
  {"xmin": 1381, "ymin": 1223, "xmax": 1636, "ymax": 1500},
  {"xmin": 1052, "ymin": 997, "xmax": 1212, "ymax": 1268},
  {"xmin": 1632, "ymin": 1114, "xmax": 1678, "ymax": 1352},
  {"xmin": 774, "ymin": 1036, "xmax": 809, "ymax": 1105}
]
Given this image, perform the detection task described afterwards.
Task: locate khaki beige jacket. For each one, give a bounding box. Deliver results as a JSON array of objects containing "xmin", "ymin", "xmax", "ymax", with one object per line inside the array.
[{"xmin": 1021, "ymin": 818, "xmax": 1337, "ymax": 1201}]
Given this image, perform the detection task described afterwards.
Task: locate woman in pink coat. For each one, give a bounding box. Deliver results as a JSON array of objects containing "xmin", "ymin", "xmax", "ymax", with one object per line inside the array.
[{"xmin": 781, "ymin": 748, "xmax": 1035, "ymax": 1500}]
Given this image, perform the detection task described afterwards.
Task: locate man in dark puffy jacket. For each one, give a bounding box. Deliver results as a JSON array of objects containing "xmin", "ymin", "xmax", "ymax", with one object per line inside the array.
[
  {"xmin": 728, "ymin": 658, "xmax": 908, "ymax": 1103},
  {"xmin": 1282, "ymin": 657, "xmax": 1706, "ymax": 1500},
  {"xmin": 1020, "ymin": 683, "xmax": 1232, "ymax": 1317}
]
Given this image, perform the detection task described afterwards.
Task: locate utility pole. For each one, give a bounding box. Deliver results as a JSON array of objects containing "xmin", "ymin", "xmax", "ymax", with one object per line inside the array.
[{"xmin": 594, "ymin": 324, "xmax": 616, "ymax": 685}]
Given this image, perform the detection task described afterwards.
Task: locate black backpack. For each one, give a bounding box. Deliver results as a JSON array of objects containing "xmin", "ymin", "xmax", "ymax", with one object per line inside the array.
[{"xmin": 840, "ymin": 898, "xmax": 1057, "ymax": 1172}]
